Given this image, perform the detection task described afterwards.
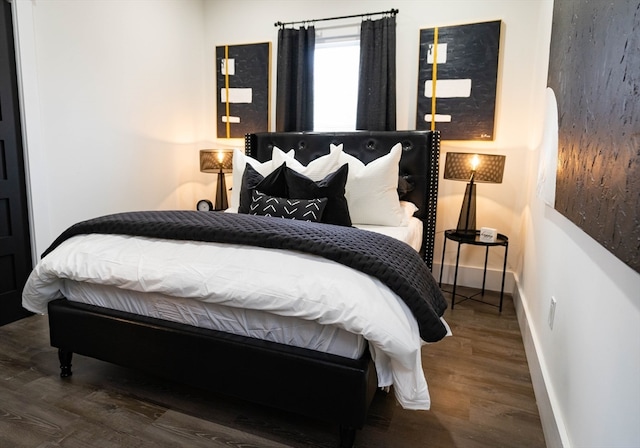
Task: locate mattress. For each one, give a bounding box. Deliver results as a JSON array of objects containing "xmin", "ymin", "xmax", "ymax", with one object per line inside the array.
[{"xmin": 59, "ymin": 280, "xmax": 368, "ymax": 359}]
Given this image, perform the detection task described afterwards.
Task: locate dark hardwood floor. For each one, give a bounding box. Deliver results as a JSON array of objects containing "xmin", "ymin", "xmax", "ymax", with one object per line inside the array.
[{"xmin": 0, "ymin": 288, "xmax": 545, "ymax": 447}]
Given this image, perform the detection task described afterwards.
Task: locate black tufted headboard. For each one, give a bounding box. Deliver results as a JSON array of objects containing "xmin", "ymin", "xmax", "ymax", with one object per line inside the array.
[{"xmin": 245, "ymin": 131, "xmax": 440, "ymax": 270}]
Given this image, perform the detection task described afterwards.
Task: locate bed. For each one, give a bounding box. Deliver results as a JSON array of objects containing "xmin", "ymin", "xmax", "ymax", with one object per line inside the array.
[{"xmin": 22, "ymin": 130, "xmax": 447, "ymax": 447}]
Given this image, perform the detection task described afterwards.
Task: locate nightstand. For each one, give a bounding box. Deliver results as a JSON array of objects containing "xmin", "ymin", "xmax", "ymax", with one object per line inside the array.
[{"xmin": 438, "ymin": 229, "xmax": 508, "ymax": 312}]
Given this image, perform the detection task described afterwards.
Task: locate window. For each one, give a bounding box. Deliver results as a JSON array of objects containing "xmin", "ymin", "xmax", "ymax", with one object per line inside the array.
[{"xmin": 313, "ymin": 36, "xmax": 360, "ymax": 131}]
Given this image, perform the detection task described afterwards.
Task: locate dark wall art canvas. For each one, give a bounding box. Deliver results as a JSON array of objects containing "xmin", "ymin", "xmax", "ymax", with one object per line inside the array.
[
  {"xmin": 416, "ymin": 20, "xmax": 501, "ymax": 141},
  {"xmin": 547, "ymin": 0, "xmax": 640, "ymax": 274},
  {"xmin": 216, "ymin": 42, "xmax": 271, "ymax": 138}
]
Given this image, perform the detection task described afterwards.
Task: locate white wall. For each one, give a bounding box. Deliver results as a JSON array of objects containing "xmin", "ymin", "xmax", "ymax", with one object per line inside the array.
[
  {"xmin": 14, "ymin": 0, "xmax": 208, "ymax": 257},
  {"xmin": 520, "ymin": 180, "xmax": 640, "ymax": 448},
  {"xmin": 207, "ymin": 2, "xmax": 640, "ymax": 446},
  {"xmin": 518, "ymin": 4, "xmax": 640, "ymax": 448},
  {"xmin": 14, "ymin": 0, "xmax": 640, "ymax": 446},
  {"xmin": 203, "ymin": 0, "xmax": 546, "ymax": 292}
]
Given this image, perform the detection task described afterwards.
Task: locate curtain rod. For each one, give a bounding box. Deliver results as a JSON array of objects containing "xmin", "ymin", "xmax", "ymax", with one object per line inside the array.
[{"xmin": 274, "ymin": 8, "xmax": 398, "ymax": 28}]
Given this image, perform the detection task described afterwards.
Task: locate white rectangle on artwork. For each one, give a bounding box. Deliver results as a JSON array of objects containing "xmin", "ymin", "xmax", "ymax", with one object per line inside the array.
[
  {"xmin": 220, "ymin": 58, "xmax": 235, "ymax": 75},
  {"xmin": 221, "ymin": 88, "xmax": 253, "ymax": 103},
  {"xmin": 221, "ymin": 116, "xmax": 240, "ymax": 123},
  {"xmin": 424, "ymin": 79, "xmax": 472, "ymax": 98},
  {"xmin": 427, "ymin": 43, "xmax": 448, "ymax": 64},
  {"xmin": 423, "ymin": 114, "xmax": 452, "ymax": 123}
]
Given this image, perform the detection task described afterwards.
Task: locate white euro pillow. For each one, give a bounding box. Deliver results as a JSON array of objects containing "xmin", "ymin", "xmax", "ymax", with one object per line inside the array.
[
  {"xmin": 272, "ymin": 144, "xmax": 343, "ymax": 181},
  {"xmin": 338, "ymin": 142, "xmax": 405, "ymax": 226}
]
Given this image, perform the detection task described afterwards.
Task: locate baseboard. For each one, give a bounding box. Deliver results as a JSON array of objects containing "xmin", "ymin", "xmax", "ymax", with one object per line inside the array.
[
  {"xmin": 433, "ymin": 262, "xmax": 515, "ymax": 293},
  {"xmin": 512, "ymin": 275, "xmax": 569, "ymax": 448}
]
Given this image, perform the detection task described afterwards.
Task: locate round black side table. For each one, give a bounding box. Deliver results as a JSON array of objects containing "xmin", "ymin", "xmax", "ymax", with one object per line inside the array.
[{"xmin": 438, "ymin": 229, "xmax": 509, "ymax": 312}]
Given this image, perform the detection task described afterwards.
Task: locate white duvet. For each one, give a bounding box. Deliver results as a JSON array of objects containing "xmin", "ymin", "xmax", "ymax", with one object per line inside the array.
[{"xmin": 22, "ymin": 232, "xmax": 448, "ymax": 410}]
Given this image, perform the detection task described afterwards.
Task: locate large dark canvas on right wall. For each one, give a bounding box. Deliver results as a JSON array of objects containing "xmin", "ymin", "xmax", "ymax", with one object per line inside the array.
[{"xmin": 547, "ymin": 0, "xmax": 640, "ymax": 273}]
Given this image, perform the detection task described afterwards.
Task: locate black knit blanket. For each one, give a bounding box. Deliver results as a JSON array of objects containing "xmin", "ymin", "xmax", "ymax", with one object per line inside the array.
[{"xmin": 43, "ymin": 211, "xmax": 449, "ymax": 342}]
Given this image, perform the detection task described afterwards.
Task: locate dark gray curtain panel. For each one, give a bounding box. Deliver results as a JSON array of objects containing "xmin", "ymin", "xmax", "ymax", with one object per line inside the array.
[
  {"xmin": 276, "ymin": 26, "xmax": 315, "ymax": 131},
  {"xmin": 356, "ymin": 17, "xmax": 397, "ymax": 131}
]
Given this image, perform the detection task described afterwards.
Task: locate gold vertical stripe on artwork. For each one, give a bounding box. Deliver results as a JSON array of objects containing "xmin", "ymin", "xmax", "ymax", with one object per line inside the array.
[
  {"xmin": 224, "ymin": 45, "xmax": 231, "ymax": 138},
  {"xmin": 267, "ymin": 42, "xmax": 272, "ymax": 131},
  {"xmin": 430, "ymin": 27, "xmax": 439, "ymax": 131}
]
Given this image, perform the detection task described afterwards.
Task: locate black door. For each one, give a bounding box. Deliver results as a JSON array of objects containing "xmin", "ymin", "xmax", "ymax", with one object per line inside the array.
[{"xmin": 0, "ymin": 1, "xmax": 32, "ymax": 326}]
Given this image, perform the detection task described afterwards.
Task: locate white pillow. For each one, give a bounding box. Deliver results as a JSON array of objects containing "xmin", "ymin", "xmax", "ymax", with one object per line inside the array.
[
  {"xmin": 230, "ymin": 147, "xmax": 297, "ymax": 210},
  {"xmin": 399, "ymin": 201, "xmax": 419, "ymax": 226},
  {"xmin": 272, "ymin": 144, "xmax": 343, "ymax": 181},
  {"xmin": 230, "ymin": 148, "xmax": 276, "ymax": 210},
  {"xmin": 338, "ymin": 143, "xmax": 405, "ymax": 226}
]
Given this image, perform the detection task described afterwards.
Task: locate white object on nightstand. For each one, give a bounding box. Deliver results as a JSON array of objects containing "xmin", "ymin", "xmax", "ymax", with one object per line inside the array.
[{"xmin": 479, "ymin": 227, "xmax": 497, "ymax": 243}]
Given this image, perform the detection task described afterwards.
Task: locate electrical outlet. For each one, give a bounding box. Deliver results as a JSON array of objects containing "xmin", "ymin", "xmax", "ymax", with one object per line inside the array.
[{"xmin": 548, "ymin": 296, "xmax": 557, "ymax": 330}]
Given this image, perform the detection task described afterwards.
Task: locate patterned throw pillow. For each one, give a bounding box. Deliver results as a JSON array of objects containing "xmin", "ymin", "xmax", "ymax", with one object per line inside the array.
[{"xmin": 249, "ymin": 190, "xmax": 328, "ymax": 222}]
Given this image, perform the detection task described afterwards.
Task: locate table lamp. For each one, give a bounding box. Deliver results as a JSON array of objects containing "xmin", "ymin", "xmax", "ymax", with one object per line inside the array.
[
  {"xmin": 200, "ymin": 149, "xmax": 233, "ymax": 210},
  {"xmin": 443, "ymin": 152, "xmax": 506, "ymax": 238}
]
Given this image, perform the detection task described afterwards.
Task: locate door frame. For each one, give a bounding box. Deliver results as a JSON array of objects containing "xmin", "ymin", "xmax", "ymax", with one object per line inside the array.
[{"xmin": 11, "ymin": 0, "xmax": 52, "ymax": 262}]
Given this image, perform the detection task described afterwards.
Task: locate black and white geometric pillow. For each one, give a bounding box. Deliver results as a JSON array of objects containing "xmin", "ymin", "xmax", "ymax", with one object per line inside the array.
[{"xmin": 249, "ymin": 190, "xmax": 328, "ymax": 222}]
